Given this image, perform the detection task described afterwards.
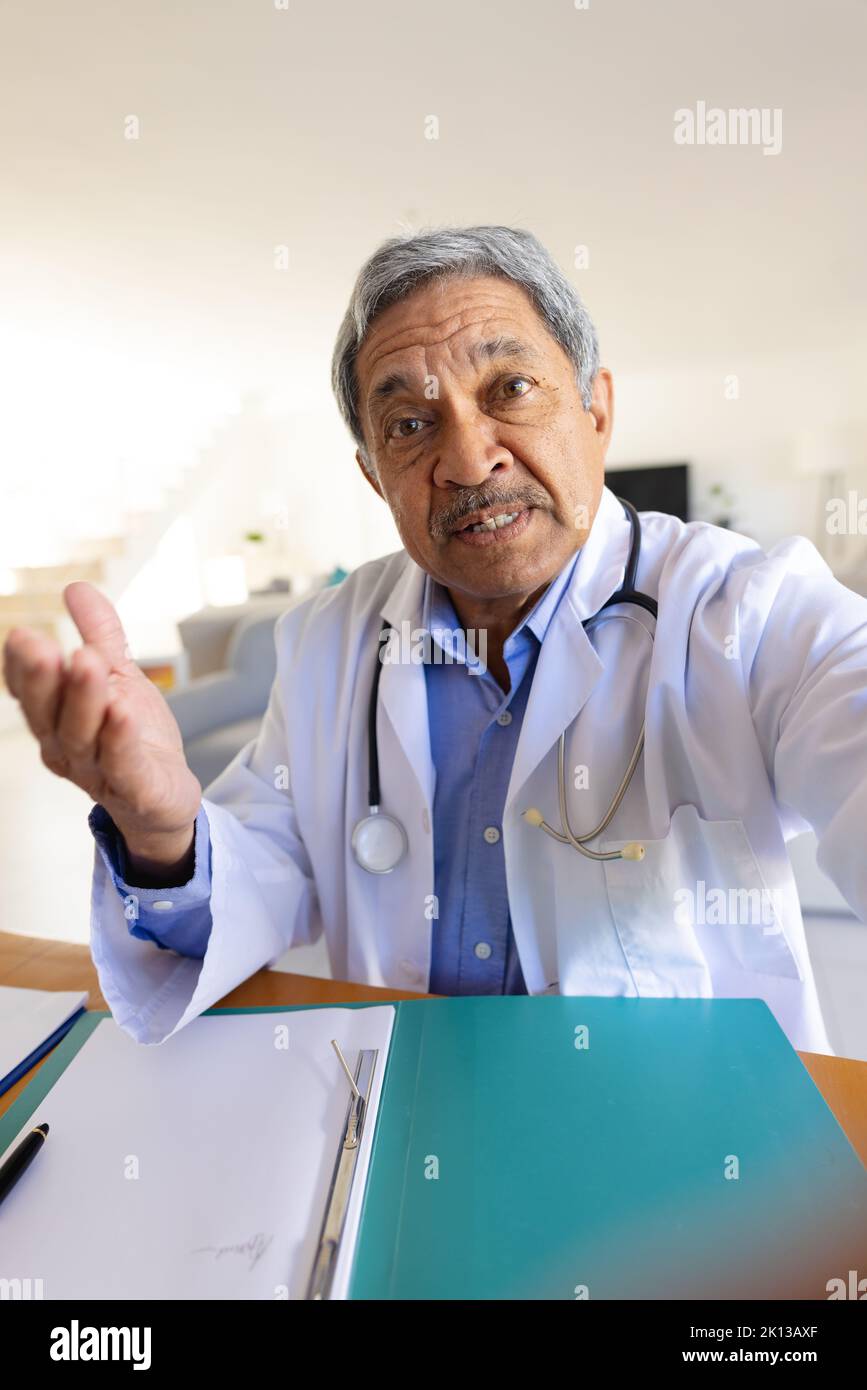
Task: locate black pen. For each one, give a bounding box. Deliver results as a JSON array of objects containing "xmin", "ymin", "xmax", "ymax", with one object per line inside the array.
[{"xmin": 0, "ymin": 1123, "xmax": 49, "ymax": 1208}]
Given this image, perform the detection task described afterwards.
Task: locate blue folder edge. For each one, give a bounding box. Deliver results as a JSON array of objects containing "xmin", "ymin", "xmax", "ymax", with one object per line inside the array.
[{"xmin": 0, "ymin": 1005, "xmax": 88, "ymax": 1099}]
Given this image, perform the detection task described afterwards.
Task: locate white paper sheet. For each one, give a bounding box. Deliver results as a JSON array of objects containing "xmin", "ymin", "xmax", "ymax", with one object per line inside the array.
[
  {"xmin": 0, "ymin": 986, "xmax": 88, "ymax": 1088},
  {"xmin": 0, "ymin": 1006, "xmax": 395, "ymax": 1299}
]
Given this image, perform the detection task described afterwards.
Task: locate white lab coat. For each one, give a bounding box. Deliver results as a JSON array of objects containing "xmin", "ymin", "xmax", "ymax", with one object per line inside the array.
[{"xmin": 89, "ymin": 486, "xmax": 867, "ymax": 1052}]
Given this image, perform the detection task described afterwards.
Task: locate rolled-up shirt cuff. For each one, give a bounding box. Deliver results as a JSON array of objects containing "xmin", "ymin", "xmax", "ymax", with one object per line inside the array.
[{"xmin": 88, "ymin": 804, "xmax": 213, "ymax": 957}]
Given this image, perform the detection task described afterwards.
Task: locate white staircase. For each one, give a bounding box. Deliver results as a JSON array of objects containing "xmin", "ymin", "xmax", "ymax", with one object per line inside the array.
[{"xmin": 0, "ymin": 408, "xmax": 246, "ymax": 678}]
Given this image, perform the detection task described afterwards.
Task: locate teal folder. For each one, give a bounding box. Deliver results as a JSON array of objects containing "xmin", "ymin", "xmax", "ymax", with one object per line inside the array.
[{"xmin": 1, "ymin": 996, "xmax": 865, "ymax": 1299}]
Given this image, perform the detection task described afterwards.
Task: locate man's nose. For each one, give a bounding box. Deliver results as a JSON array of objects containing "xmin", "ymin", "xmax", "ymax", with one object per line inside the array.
[{"xmin": 431, "ymin": 410, "xmax": 514, "ymax": 489}]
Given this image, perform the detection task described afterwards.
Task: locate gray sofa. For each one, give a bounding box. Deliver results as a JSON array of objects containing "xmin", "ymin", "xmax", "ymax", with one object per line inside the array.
[{"xmin": 166, "ymin": 601, "xmax": 290, "ymax": 788}]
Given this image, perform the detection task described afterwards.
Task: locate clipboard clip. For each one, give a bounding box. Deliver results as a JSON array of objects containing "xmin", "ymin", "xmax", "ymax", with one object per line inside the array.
[
  {"xmin": 306, "ymin": 1045, "xmax": 379, "ymax": 1300},
  {"xmin": 344, "ymin": 1092, "xmax": 365, "ymax": 1150}
]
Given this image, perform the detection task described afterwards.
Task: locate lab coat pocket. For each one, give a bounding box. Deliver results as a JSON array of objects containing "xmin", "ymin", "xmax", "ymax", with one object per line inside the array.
[{"xmin": 600, "ymin": 803, "xmax": 801, "ymax": 997}]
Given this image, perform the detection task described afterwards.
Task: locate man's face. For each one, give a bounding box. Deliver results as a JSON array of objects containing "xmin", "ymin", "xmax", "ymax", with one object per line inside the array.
[{"xmin": 354, "ymin": 274, "xmax": 613, "ymax": 603}]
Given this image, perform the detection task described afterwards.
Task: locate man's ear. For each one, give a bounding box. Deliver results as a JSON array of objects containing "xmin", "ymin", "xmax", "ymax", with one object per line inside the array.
[
  {"xmin": 587, "ymin": 368, "xmax": 614, "ymax": 459},
  {"xmin": 355, "ymin": 449, "xmax": 384, "ymax": 499}
]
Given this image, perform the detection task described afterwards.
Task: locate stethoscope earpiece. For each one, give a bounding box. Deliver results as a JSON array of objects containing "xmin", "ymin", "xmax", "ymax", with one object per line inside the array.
[{"xmin": 522, "ymin": 809, "xmax": 645, "ymax": 862}]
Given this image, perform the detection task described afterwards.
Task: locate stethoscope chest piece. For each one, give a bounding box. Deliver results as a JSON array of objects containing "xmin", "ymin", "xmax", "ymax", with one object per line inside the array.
[{"xmin": 351, "ymin": 809, "xmax": 408, "ymax": 874}]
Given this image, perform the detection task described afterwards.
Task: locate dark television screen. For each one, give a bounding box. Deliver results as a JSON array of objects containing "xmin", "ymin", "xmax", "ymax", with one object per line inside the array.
[{"xmin": 605, "ymin": 463, "xmax": 690, "ymax": 522}]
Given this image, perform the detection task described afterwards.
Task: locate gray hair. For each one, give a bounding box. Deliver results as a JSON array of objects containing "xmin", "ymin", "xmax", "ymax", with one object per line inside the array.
[{"xmin": 331, "ymin": 224, "xmax": 600, "ymax": 476}]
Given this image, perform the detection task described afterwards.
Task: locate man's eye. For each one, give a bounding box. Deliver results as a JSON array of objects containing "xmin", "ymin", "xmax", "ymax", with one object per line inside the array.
[
  {"xmin": 502, "ymin": 376, "xmax": 533, "ymax": 398},
  {"xmin": 388, "ymin": 417, "xmax": 426, "ymax": 440}
]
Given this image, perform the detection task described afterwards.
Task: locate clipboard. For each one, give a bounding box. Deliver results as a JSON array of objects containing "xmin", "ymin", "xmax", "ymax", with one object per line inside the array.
[{"xmin": 1, "ymin": 997, "xmax": 866, "ymax": 1298}]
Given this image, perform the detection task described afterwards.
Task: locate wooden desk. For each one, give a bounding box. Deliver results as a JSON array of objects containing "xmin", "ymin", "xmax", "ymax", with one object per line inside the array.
[{"xmin": 2, "ymin": 931, "xmax": 866, "ymax": 1170}]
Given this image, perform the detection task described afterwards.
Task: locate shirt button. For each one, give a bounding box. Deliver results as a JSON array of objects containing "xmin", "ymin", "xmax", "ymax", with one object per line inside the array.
[
  {"xmin": 496, "ymin": 710, "xmax": 512, "ymax": 726},
  {"xmin": 474, "ymin": 941, "xmax": 493, "ymax": 960},
  {"xmin": 483, "ymin": 826, "xmax": 500, "ymax": 844},
  {"xmin": 151, "ymin": 900, "xmax": 174, "ymax": 911}
]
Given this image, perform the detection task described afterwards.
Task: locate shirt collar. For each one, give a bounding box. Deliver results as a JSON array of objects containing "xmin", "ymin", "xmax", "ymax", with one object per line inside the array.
[
  {"xmin": 421, "ymin": 543, "xmax": 581, "ymax": 661},
  {"xmin": 382, "ymin": 486, "xmax": 634, "ymax": 636}
]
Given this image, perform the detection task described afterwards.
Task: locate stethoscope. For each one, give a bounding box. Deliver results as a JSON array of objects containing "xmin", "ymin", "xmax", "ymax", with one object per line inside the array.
[{"xmin": 351, "ymin": 497, "xmax": 657, "ymax": 874}]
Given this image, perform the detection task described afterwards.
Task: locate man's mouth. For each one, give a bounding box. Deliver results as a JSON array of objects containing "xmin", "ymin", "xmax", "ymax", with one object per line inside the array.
[
  {"xmin": 453, "ymin": 506, "xmax": 530, "ymax": 534},
  {"xmin": 450, "ymin": 507, "xmax": 534, "ymax": 546}
]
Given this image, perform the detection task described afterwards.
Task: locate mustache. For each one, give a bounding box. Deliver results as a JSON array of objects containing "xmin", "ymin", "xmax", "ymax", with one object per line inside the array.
[{"xmin": 430, "ymin": 484, "xmax": 552, "ymax": 538}]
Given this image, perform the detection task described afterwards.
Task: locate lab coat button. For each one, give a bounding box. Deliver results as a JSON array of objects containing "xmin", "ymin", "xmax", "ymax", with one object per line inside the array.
[
  {"xmin": 151, "ymin": 900, "xmax": 174, "ymax": 912},
  {"xmin": 496, "ymin": 710, "xmax": 512, "ymax": 726},
  {"xmin": 483, "ymin": 826, "xmax": 500, "ymax": 844},
  {"xmin": 474, "ymin": 941, "xmax": 493, "ymax": 960}
]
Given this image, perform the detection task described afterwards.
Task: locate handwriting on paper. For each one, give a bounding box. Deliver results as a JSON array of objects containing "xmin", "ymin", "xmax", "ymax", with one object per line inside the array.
[{"xmin": 192, "ymin": 1232, "xmax": 274, "ymax": 1272}]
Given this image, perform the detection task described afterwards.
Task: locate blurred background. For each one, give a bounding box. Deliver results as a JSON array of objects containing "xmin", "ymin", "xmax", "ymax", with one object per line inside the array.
[{"xmin": 1, "ymin": 0, "xmax": 866, "ymax": 1052}]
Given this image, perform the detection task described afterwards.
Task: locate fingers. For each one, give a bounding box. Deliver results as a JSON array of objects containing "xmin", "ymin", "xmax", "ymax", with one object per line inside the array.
[
  {"xmin": 63, "ymin": 582, "xmax": 132, "ymax": 669},
  {"xmin": 3, "ymin": 628, "xmax": 65, "ymax": 738},
  {"xmin": 54, "ymin": 646, "xmax": 111, "ymax": 763},
  {"xmin": 3, "ymin": 627, "xmax": 112, "ymax": 781},
  {"xmin": 97, "ymin": 700, "xmax": 149, "ymax": 804}
]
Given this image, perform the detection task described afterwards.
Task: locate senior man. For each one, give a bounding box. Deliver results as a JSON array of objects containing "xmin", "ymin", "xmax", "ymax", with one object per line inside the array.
[{"xmin": 5, "ymin": 225, "xmax": 867, "ymax": 1050}]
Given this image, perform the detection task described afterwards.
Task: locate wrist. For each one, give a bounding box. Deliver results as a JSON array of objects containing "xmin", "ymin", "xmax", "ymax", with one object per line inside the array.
[{"xmin": 119, "ymin": 823, "xmax": 197, "ymax": 887}]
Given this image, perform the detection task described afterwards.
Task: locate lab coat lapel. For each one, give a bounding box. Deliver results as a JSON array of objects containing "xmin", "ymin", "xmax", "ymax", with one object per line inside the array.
[
  {"xmin": 505, "ymin": 487, "xmax": 635, "ymax": 810},
  {"xmin": 378, "ymin": 557, "xmax": 436, "ymax": 808},
  {"xmin": 373, "ymin": 488, "xmax": 633, "ymax": 815}
]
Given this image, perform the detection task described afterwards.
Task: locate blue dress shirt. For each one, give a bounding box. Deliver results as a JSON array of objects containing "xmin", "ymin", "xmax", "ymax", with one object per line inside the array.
[
  {"xmin": 90, "ymin": 549, "xmax": 581, "ymax": 990},
  {"xmin": 89, "ymin": 802, "xmax": 213, "ymax": 954}
]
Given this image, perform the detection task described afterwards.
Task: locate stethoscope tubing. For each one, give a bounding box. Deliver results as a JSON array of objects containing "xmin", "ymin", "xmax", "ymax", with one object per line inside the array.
[{"xmin": 356, "ymin": 496, "xmax": 657, "ymax": 871}]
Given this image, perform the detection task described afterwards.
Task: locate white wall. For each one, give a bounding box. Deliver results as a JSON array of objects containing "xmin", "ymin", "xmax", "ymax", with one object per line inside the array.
[
  {"xmin": 608, "ymin": 342, "xmax": 867, "ymax": 552},
  {"xmin": 4, "ymin": 0, "xmax": 867, "ymax": 635},
  {"xmin": 112, "ymin": 334, "xmax": 867, "ymax": 658}
]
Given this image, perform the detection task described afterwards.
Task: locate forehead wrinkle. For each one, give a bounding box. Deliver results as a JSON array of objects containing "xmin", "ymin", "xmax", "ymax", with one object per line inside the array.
[
  {"xmin": 364, "ymin": 324, "xmax": 546, "ymax": 419},
  {"xmin": 359, "ymin": 304, "xmax": 468, "ymax": 379},
  {"xmin": 466, "ymin": 334, "xmax": 543, "ymax": 368},
  {"xmin": 360, "ymin": 291, "xmax": 523, "ymax": 377}
]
